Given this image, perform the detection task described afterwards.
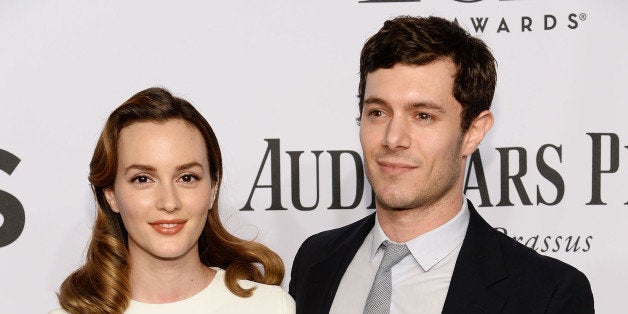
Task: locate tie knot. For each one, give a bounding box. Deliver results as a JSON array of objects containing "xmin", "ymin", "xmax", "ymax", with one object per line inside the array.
[{"xmin": 380, "ymin": 240, "xmax": 410, "ymax": 271}]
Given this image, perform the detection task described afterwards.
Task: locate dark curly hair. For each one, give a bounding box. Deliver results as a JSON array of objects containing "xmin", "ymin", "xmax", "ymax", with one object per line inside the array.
[{"xmin": 358, "ymin": 16, "xmax": 497, "ymax": 131}]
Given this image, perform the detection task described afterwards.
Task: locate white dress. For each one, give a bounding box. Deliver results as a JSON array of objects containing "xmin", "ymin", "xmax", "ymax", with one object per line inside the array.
[{"xmin": 51, "ymin": 267, "xmax": 295, "ymax": 314}]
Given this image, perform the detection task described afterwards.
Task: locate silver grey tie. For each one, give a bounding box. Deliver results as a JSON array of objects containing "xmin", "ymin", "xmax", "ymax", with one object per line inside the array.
[{"xmin": 363, "ymin": 240, "xmax": 411, "ymax": 314}]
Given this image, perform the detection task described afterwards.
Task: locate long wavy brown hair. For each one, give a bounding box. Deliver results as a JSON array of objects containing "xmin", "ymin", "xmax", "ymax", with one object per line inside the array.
[{"xmin": 57, "ymin": 87, "xmax": 284, "ymax": 313}]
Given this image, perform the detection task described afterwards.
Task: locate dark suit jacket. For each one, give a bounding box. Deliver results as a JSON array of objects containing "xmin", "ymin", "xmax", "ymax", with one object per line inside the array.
[{"xmin": 289, "ymin": 200, "xmax": 594, "ymax": 314}]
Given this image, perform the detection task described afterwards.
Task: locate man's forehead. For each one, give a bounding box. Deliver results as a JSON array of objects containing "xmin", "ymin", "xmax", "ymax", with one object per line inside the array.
[{"xmin": 363, "ymin": 62, "xmax": 457, "ymax": 103}]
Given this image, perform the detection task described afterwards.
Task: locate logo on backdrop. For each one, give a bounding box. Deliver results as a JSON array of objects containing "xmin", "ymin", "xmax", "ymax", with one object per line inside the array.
[
  {"xmin": 359, "ymin": 0, "xmax": 588, "ymax": 33},
  {"xmin": 239, "ymin": 134, "xmax": 627, "ymax": 253},
  {"xmin": 360, "ymin": 0, "xmax": 512, "ymax": 2},
  {"xmin": 239, "ymin": 139, "xmax": 375, "ymax": 212},
  {"xmin": 464, "ymin": 133, "xmax": 627, "ymax": 207},
  {"xmin": 240, "ymin": 133, "xmax": 626, "ymax": 212},
  {"xmin": 0, "ymin": 149, "xmax": 25, "ymax": 248},
  {"xmin": 496, "ymin": 227, "xmax": 593, "ymax": 253}
]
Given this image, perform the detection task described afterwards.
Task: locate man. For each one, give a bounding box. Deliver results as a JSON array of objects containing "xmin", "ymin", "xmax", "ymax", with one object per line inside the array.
[{"xmin": 289, "ymin": 16, "xmax": 594, "ymax": 314}]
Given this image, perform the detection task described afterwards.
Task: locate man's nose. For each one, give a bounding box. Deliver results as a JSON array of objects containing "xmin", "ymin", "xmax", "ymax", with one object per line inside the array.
[{"xmin": 382, "ymin": 116, "xmax": 410, "ymax": 150}]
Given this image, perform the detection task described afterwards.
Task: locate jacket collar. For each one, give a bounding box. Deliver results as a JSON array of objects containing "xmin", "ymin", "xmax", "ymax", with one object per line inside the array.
[
  {"xmin": 301, "ymin": 213, "xmax": 376, "ymax": 313},
  {"xmin": 442, "ymin": 200, "xmax": 508, "ymax": 313},
  {"xmin": 302, "ymin": 200, "xmax": 509, "ymax": 314}
]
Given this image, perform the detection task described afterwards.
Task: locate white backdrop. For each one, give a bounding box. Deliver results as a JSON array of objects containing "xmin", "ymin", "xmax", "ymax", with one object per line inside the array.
[{"xmin": 0, "ymin": 1, "xmax": 626, "ymax": 313}]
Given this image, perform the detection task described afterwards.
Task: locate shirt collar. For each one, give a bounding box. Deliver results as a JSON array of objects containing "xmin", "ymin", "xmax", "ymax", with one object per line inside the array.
[{"xmin": 370, "ymin": 198, "xmax": 470, "ymax": 271}]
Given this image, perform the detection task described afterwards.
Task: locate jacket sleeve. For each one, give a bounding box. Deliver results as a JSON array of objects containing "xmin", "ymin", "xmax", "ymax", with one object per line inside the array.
[
  {"xmin": 545, "ymin": 268, "xmax": 594, "ymax": 314},
  {"xmin": 288, "ymin": 235, "xmax": 312, "ymax": 300}
]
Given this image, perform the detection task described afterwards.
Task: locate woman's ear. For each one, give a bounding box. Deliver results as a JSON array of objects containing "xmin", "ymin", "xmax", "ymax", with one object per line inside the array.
[
  {"xmin": 104, "ymin": 188, "xmax": 120, "ymax": 213},
  {"xmin": 209, "ymin": 174, "xmax": 220, "ymax": 209},
  {"xmin": 209, "ymin": 184, "xmax": 218, "ymax": 209},
  {"xmin": 461, "ymin": 110, "xmax": 494, "ymax": 157}
]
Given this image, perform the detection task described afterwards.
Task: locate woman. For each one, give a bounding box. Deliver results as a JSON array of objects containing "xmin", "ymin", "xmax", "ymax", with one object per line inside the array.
[{"xmin": 53, "ymin": 87, "xmax": 294, "ymax": 313}]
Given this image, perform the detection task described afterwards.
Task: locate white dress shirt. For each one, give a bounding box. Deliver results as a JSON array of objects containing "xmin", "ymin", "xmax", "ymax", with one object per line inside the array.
[{"xmin": 330, "ymin": 201, "xmax": 470, "ymax": 314}]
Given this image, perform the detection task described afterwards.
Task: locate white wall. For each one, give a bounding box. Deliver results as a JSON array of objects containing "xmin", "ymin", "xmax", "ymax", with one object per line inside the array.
[{"xmin": 0, "ymin": 1, "xmax": 625, "ymax": 312}]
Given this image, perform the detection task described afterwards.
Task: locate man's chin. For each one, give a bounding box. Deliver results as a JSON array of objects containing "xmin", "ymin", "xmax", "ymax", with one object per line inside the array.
[{"xmin": 375, "ymin": 194, "xmax": 420, "ymax": 211}]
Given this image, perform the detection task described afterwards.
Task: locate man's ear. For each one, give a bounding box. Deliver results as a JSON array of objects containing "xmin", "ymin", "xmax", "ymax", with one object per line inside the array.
[
  {"xmin": 104, "ymin": 188, "xmax": 120, "ymax": 213},
  {"xmin": 461, "ymin": 110, "xmax": 494, "ymax": 157}
]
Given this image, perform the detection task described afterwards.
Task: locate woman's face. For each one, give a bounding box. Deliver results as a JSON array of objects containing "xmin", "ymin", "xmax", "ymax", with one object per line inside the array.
[{"xmin": 104, "ymin": 119, "xmax": 214, "ymax": 262}]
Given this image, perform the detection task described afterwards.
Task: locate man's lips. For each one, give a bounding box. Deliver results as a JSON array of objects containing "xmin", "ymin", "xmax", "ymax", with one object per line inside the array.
[
  {"xmin": 149, "ymin": 219, "xmax": 187, "ymax": 235},
  {"xmin": 377, "ymin": 160, "xmax": 417, "ymax": 175}
]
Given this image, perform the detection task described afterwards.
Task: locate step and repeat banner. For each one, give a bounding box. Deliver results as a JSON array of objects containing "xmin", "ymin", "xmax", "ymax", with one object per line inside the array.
[{"xmin": 1, "ymin": 1, "xmax": 626, "ymax": 313}]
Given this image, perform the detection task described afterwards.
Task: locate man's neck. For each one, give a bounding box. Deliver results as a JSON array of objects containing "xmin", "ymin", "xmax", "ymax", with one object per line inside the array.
[{"xmin": 376, "ymin": 194, "xmax": 464, "ymax": 243}]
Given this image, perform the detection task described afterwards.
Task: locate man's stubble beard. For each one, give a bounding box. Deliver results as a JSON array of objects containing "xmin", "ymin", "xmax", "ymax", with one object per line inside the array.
[{"xmin": 367, "ymin": 143, "xmax": 464, "ymax": 213}]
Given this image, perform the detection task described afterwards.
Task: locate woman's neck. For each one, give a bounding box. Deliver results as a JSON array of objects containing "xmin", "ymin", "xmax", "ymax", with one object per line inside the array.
[{"xmin": 128, "ymin": 249, "xmax": 215, "ymax": 304}]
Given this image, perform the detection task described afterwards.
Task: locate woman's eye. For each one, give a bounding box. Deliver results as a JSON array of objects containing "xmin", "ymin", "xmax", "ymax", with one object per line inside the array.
[
  {"xmin": 180, "ymin": 174, "xmax": 199, "ymax": 183},
  {"xmin": 131, "ymin": 175, "xmax": 150, "ymax": 184}
]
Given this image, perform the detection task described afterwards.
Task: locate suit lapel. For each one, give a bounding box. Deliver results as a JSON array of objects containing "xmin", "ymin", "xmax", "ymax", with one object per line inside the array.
[
  {"xmin": 302, "ymin": 214, "xmax": 375, "ymax": 314},
  {"xmin": 442, "ymin": 201, "xmax": 509, "ymax": 314}
]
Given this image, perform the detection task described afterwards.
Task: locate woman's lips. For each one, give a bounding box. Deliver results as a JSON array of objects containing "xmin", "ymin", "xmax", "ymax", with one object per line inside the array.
[{"xmin": 149, "ymin": 219, "xmax": 186, "ymax": 235}]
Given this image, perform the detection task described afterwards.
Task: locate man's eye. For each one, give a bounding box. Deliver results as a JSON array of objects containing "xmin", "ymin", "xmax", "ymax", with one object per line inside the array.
[
  {"xmin": 368, "ymin": 110, "xmax": 384, "ymax": 117},
  {"xmin": 417, "ymin": 113, "xmax": 433, "ymax": 120}
]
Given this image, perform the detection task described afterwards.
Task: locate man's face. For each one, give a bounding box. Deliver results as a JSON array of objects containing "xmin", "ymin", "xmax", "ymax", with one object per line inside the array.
[{"xmin": 360, "ymin": 60, "xmax": 469, "ymax": 212}]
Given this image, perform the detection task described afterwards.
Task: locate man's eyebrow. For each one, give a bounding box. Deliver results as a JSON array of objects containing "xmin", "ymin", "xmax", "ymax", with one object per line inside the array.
[
  {"xmin": 408, "ymin": 101, "xmax": 446, "ymax": 113},
  {"xmin": 363, "ymin": 97, "xmax": 389, "ymax": 106},
  {"xmin": 364, "ymin": 97, "xmax": 446, "ymax": 113}
]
